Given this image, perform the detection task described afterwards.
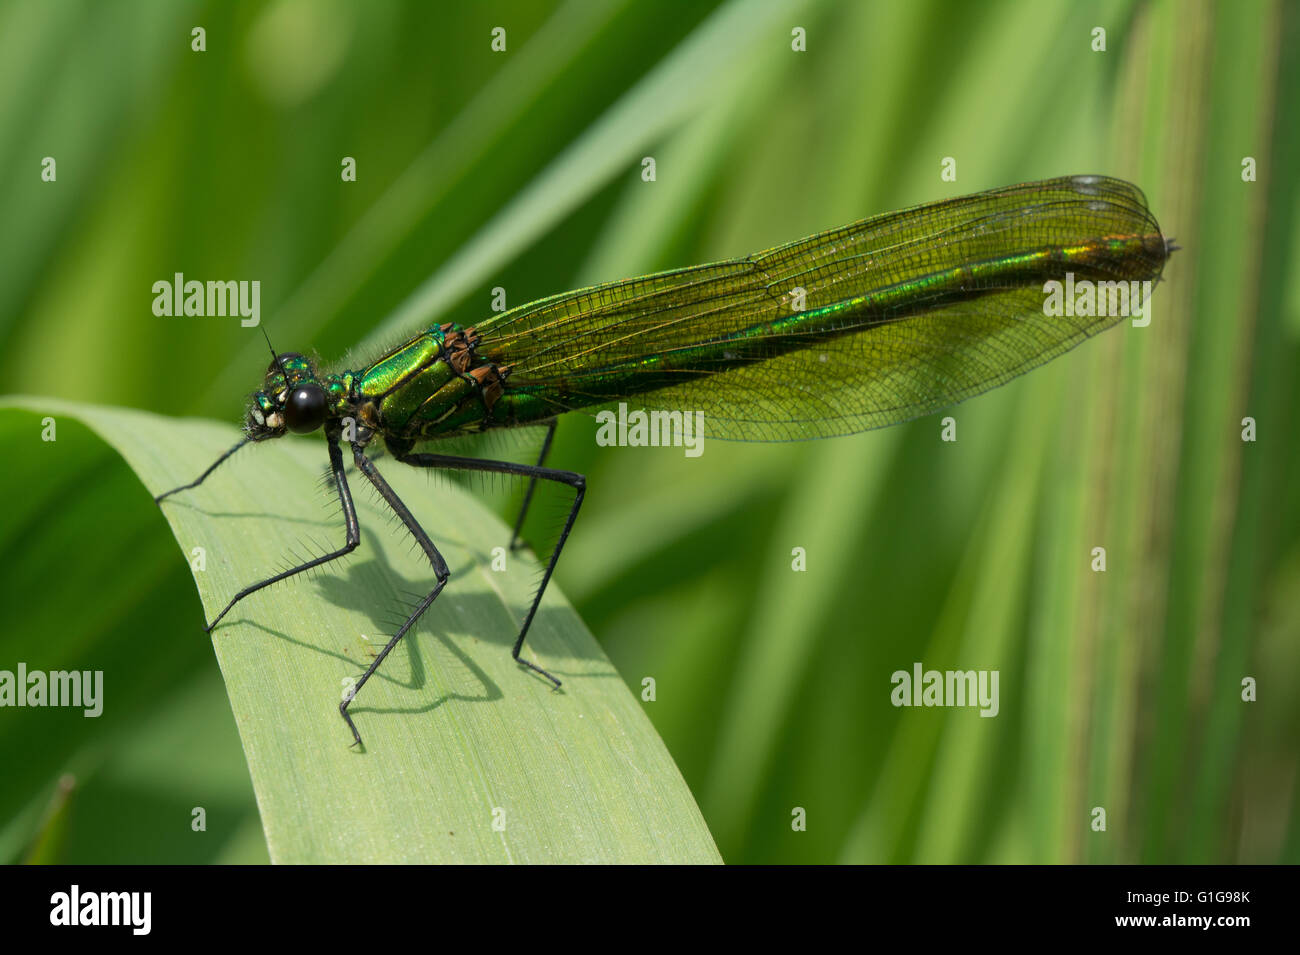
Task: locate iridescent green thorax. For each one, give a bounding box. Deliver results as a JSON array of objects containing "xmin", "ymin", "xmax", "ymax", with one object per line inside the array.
[{"xmin": 339, "ymin": 323, "xmax": 514, "ymax": 449}]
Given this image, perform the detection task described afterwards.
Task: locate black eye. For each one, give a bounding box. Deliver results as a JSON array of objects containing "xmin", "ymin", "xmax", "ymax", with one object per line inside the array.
[
  {"xmin": 284, "ymin": 383, "xmax": 327, "ymax": 434},
  {"xmin": 269, "ymin": 352, "xmax": 304, "ymax": 374}
]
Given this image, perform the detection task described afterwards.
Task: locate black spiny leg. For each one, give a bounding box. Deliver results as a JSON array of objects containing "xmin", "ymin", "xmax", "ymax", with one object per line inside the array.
[
  {"xmin": 509, "ymin": 418, "xmax": 557, "ymax": 551},
  {"xmin": 396, "ymin": 449, "xmax": 584, "ymax": 688},
  {"xmin": 205, "ymin": 437, "xmax": 360, "ymax": 632},
  {"xmin": 344, "ymin": 445, "xmax": 450, "ymax": 748},
  {"xmin": 155, "ymin": 437, "xmax": 250, "ymax": 503}
]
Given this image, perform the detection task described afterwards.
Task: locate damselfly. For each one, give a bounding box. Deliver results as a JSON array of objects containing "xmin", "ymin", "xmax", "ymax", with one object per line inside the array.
[{"xmin": 157, "ymin": 174, "xmax": 1175, "ymax": 746}]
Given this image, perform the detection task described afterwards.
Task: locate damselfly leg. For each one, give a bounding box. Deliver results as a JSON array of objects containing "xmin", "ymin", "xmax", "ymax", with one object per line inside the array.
[
  {"xmin": 154, "ymin": 437, "xmax": 249, "ymax": 503},
  {"xmin": 158, "ymin": 431, "xmax": 585, "ymax": 746},
  {"xmin": 509, "ymin": 418, "xmax": 558, "ymax": 552},
  {"xmin": 342, "ymin": 445, "xmax": 450, "ymax": 748},
  {"xmin": 203, "ymin": 437, "xmax": 360, "ymax": 633},
  {"xmin": 393, "ymin": 449, "xmax": 585, "ymax": 689}
]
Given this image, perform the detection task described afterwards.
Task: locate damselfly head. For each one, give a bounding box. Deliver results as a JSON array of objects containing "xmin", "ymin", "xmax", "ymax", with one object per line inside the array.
[{"xmin": 245, "ymin": 352, "xmax": 328, "ymax": 440}]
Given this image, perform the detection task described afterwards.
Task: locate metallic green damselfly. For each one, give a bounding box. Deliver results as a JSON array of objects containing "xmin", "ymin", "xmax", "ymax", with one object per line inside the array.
[{"xmin": 158, "ymin": 174, "xmax": 1174, "ymax": 746}]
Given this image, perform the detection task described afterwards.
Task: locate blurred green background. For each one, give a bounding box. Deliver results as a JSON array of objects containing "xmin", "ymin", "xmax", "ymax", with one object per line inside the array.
[{"xmin": 1, "ymin": 0, "xmax": 1296, "ymax": 863}]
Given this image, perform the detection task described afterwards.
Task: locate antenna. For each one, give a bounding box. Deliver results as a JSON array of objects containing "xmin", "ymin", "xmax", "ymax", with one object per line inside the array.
[{"xmin": 260, "ymin": 326, "xmax": 288, "ymax": 378}]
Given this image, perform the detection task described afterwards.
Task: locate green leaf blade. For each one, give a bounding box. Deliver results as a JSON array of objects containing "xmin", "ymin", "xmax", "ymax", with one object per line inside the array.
[{"xmin": 5, "ymin": 397, "xmax": 718, "ymax": 864}]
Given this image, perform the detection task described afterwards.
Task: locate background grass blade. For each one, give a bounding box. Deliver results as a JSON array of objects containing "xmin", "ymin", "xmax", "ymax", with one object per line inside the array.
[{"xmin": 1, "ymin": 396, "xmax": 719, "ymax": 864}]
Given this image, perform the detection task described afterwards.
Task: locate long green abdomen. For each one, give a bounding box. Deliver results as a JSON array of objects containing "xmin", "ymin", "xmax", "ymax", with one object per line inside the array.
[{"xmin": 494, "ymin": 232, "xmax": 1169, "ymax": 433}]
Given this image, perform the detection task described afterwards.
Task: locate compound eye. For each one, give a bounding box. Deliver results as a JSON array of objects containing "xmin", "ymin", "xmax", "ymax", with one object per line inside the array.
[
  {"xmin": 268, "ymin": 352, "xmax": 304, "ymax": 375},
  {"xmin": 284, "ymin": 383, "xmax": 327, "ymax": 434}
]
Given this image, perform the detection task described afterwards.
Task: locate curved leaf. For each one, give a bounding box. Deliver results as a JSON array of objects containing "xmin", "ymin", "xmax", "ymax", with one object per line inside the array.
[{"xmin": 3, "ymin": 396, "xmax": 718, "ymax": 864}]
